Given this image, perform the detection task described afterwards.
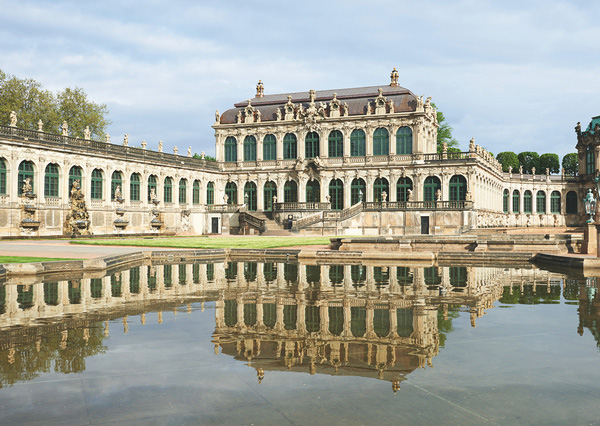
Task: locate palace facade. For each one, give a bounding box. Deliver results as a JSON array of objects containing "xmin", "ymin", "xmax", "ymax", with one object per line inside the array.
[{"xmin": 0, "ymin": 69, "xmax": 592, "ymax": 237}]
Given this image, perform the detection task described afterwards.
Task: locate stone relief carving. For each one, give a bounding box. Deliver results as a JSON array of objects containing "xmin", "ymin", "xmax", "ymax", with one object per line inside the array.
[{"xmin": 64, "ymin": 180, "xmax": 91, "ymax": 236}]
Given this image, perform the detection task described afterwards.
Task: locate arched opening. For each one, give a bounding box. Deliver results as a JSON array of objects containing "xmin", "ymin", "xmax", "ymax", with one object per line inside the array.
[
  {"xmin": 449, "ymin": 175, "xmax": 467, "ymax": 201},
  {"xmin": 225, "ymin": 182, "xmax": 237, "ymax": 204},
  {"xmin": 148, "ymin": 175, "xmax": 158, "ymax": 202},
  {"xmin": 193, "ymin": 180, "xmax": 200, "ymax": 204},
  {"xmin": 284, "ymin": 180, "xmax": 298, "ymax": 203},
  {"xmin": 225, "ymin": 136, "xmax": 237, "ymax": 162},
  {"xmin": 566, "ymin": 191, "xmax": 578, "ymax": 214},
  {"xmin": 263, "ymin": 181, "xmax": 277, "ymax": 211},
  {"xmin": 0, "ymin": 158, "xmax": 6, "ymax": 195},
  {"xmin": 396, "ymin": 177, "xmax": 413, "ymax": 202},
  {"xmin": 536, "ymin": 191, "xmax": 546, "ymax": 214},
  {"xmin": 18, "ymin": 160, "xmax": 35, "ymax": 195},
  {"xmin": 423, "ymin": 176, "xmax": 441, "ymax": 202},
  {"xmin": 305, "ymin": 131, "xmax": 320, "ymax": 159},
  {"xmin": 244, "ymin": 182, "xmax": 257, "ymax": 211},
  {"xmin": 586, "ymin": 145, "xmax": 595, "ymax": 175},
  {"xmin": 163, "ymin": 177, "xmax": 173, "ymax": 203},
  {"xmin": 243, "ymin": 135, "xmax": 257, "ymax": 161},
  {"xmin": 130, "ymin": 173, "xmax": 141, "ymax": 202},
  {"xmin": 206, "ymin": 182, "xmax": 214, "ymax": 205},
  {"xmin": 263, "ymin": 134, "xmax": 276, "ymax": 161},
  {"xmin": 373, "ymin": 177, "xmax": 389, "ymax": 202},
  {"xmin": 306, "ymin": 180, "xmax": 320, "ymax": 203},
  {"xmin": 503, "ymin": 189, "xmax": 509, "ymax": 213},
  {"xmin": 373, "ymin": 127, "xmax": 389, "ymax": 155},
  {"xmin": 91, "ymin": 169, "xmax": 104, "ymax": 200},
  {"xmin": 550, "ymin": 190, "xmax": 561, "ymax": 214},
  {"xmin": 523, "ymin": 190, "xmax": 532, "ymax": 213},
  {"xmin": 512, "ymin": 190, "xmax": 520, "ymax": 213},
  {"xmin": 328, "ymin": 130, "xmax": 343, "ymax": 158},
  {"xmin": 351, "ymin": 178, "xmax": 366, "ymax": 205},
  {"xmin": 44, "ymin": 163, "xmax": 60, "ymax": 198},
  {"xmin": 329, "ymin": 179, "xmax": 344, "ymax": 210},
  {"xmin": 179, "ymin": 178, "xmax": 187, "ymax": 204},
  {"xmin": 110, "ymin": 170, "xmax": 122, "ymax": 200},
  {"xmin": 396, "ymin": 126, "xmax": 412, "ymax": 155},
  {"xmin": 68, "ymin": 166, "xmax": 83, "ymax": 192},
  {"xmin": 283, "ymin": 133, "xmax": 297, "ymax": 159},
  {"xmin": 350, "ymin": 129, "xmax": 366, "ymax": 157}
]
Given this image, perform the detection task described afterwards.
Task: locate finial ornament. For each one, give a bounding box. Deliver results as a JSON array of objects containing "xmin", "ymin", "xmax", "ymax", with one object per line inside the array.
[
  {"xmin": 37, "ymin": 120, "xmax": 43, "ymax": 132},
  {"xmin": 390, "ymin": 67, "xmax": 399, "ymax": 87},
  {"xmin": 256, "ymin": 80, "xmax": 264, "ymax": 98}
]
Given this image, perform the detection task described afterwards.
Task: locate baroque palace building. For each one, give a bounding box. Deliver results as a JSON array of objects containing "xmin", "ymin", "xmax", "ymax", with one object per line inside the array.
[{"xmin": 0, "ymin": 69, "xmax": 592, "ymax": 237}]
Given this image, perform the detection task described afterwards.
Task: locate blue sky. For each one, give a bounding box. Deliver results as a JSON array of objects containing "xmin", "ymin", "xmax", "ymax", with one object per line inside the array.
[{"xmin": 1, "ymin": 0, "xmax": 598, "ymax": 158}]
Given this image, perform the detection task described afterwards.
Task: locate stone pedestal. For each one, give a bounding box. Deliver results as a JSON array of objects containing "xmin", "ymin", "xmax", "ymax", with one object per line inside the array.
[{"xmin": 583, "ymin": 223, "xmax": 598, "ymax": 255}]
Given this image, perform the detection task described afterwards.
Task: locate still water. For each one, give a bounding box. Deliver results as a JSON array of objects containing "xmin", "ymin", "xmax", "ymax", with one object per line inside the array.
[{"xmin": 0, "ymin": 260, "xmax": 599, "ymax": 425}]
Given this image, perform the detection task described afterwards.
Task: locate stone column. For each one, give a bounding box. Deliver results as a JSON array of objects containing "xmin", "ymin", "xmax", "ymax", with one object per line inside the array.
[
  {"xmin": 256, "ymin": 134, "xmax": 264, "ymax": 162},
  {"xmin": 319, "ymin": 129, "xmax": 328, "ymax": 159},
  {"xmin": 237, "ymin": 137, "xmax": 244, "ymax": 163},
  {"xmin": 389, "ymin": 125, "xmax": 397, "ymax": 156},
  {"xmin": 276, "ymin": 132, "xmax": 284, "ymax": 160},
  {"xmin": 298, "ymin": 176, "xmax": 307, "ymax": 203},
  {"xmin": 365, "ymin": 127, "xmax": 373, "ymax": 156},
  {"xmin": 343, "ymin": 174, "xmax": 352, "ymax": 208}
]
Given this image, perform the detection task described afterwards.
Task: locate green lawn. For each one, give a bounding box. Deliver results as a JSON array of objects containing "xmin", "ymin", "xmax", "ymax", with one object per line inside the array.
[
  {"xmin": 70, "ymin": 236, "xmax": 332, "ymax": 249},
  {"xmin": 0, "ymin": 256, "xmax": 77, "ymax": 264}
]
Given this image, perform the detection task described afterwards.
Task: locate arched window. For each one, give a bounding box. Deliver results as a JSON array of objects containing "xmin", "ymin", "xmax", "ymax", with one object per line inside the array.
[
  {"xmin": 110, "ymin": 171, "xmax": 122, "ymax": 200},
  {"xmin": 536, "ymin": 191, "xmax": 546, "ymax": 214},
  {"xmin": 284, "ymin": 180, "xmax": 298, "ymax": 203},
  {"xmin": 206, "ymin": 182, "xmax": 214, "ymax": 205},
  {"xmin": 164, "ymin": 177, "xmax": 173, "ymax": 203},
  {"xmin": 306, "ymin": 180, "xmax": 320, "ymax": 203},
  {"xmin": 244, "ymin": 182, "xmax": 257, "ymax": 211},
  {"xmin": 68, "ymin": 166, "xmax": 83, "ymax": 191},
  {"xmin": 0, "ymin": 158, "xmax": 6, "ymax": 195},
  {"xmin": 373, "ymin": 177, "xmax": 389, "ymax": 202},
  {"xmin": 91, "ymin": 169, "xmax": 103, "ymax": 200},
  {"xmin": 264, "ymin": 181, "xmax": 277, "ymax": 211},
  {"xmin": 263, "ymin": 134, "xmax": 276, "ymax": 161},
  {"xmin": 523, "ymin": 190, "xmax": 532, "ymax": 213},
  {"xmin": 351, "ymin": 178, "xmax": 366, "ymax": 205},
  {"xmin": 350, "ymin": 129, "xmax": 366, "ymax": 157},
  {"xmin": 329, "ymin": 179, "xmax": 344, "ymax": 210},
  {"xmin": 18, "ymin": 161, "xmax": 34, "ymax": 195},
  {"xmin": 423, "ymin": 176, "xmax": 441, "ymax": 202},
  {"xmin": 179, "ymin": 178, "xmax": 187, "ymax": 204},
  {"xmin": 449, "ymin": 175, "xmax": 467, "ymax": 201},
  {"xmin": 550, "ymin": 190, "xmax": 561, "ymax": 214},
  {"xmin": 503, "ymin": 189, "xmax": 509, "ymax": 213},
  {"xmin": 193, "ymin": 180, "xmax": 200, "ymax": 204},
  {"xmin": 224, "ymin": 137, "xmax": 237, "ymax": 162},
  {"xmin": 373, "ymin": 128, "xmax": 389, "ymax": 155},
  {"xmin": 130, "ymin": 173, "xmax": 141, "ymax": 201},
  {"xmin": 225, "ymin": 182, "xmax": 237, "ymax": 204},
  {"xmin": 328, "ymin": 130, "xmax": 343, "ymax": 158},
  {"xmin": 396, "ymin": 177, "xmax": 413, "ymax": 202},
  {"xmin": 44, "ymin": 163, "xmax": 59, "ymax": 198},
  {"xmin": 396, "ymin": 126, "xmax": 412, "ymax": 155},
  {"xmin": 512, "ymin": 190, "xmax": 520, "ymax": 213},
  {"xmin": 243, "ymin": 136, "xmax": 256, "ymax": 161},
  {"xmin": 586, "ymin": 145, "xmax": 595, "ymax": 175},
  {"xmin": 283, "ymin": 133, "xmax": 297, "ymax": 159},
  {"xmin": 566, "ymin": 191, "xmax": 578, "ymax": 214},
  {"xmin": 148, "ymin": 175, "xmax": 157, "ymax": 202},
  {"xmin": 305, "ymin": 131, "xmax": 319, "ymax": 159}
]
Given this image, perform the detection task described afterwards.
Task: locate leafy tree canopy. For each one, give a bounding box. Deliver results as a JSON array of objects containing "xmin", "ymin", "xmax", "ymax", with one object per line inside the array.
[
  {"xmin": 562, "ymin": 153, "xmax": 578, "ymax": 175},
  {"xmin": 193, "ymin": 153, "xmax": 216, "ymax": 161},
  {"xmin": 432, "ymin": 102, "xmax": 460, "ymax": 153},
  {"xmin": 539, "ymin": 153, "xmax": 560, "ymax": 174},
  {"xmin": 518, "ymin": 151, "xmax": 540, "ymax": 174},
  {"xmin": 496, "ymin": 151, "xmax": 519, "ymax": 172},
  {"xmin": 0, "ymin": 69, "xmax": 110, "ymax": 140}
]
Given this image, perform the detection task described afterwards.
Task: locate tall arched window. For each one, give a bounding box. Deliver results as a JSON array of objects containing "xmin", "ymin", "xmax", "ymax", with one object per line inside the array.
[
  {"xmin": 306, "ymin": 180, "xmax": 320, "ymax": 203},
  {"xmin": 373, "ymin": 177, "xmax": 389, "ymax": 202},
  {"xmin": 350, "ymin": 129, "xmax": 366, "ymax": 157},
  {"xmin": 148, "ymin": 175, "xmax": 157, "ymax": 202},
  {"xmin": 351, "ymin": 178, "xmax": 366, "ymax": 205},
  {"xmin": 193, "ymin": 180, "xmax": 200, "ymax": 204},
  {"xmin": 586, "ymin": 145, "xmax": 595, "ymax": 175},
  {"xmin": 305, "ymin": 132, "xmax": 319, "ymax": 159},
  {"xmin": 225, "ymin": 137, "xmax": 237, "ymax": 162},
  {"xmin": 566, "ymin": 191, "xmax": 577, "ymax": 214},
  {"xmin": 206, "ymin": 182, "xmax": 214, "ymax": 205},
  {"xmin": 512, "ymin": 190, "xmax": 520, "ymax": 213},
  {"xmin": 68, "ymin": 166, "xmax": 83, "ymax": 192},
  {"xmin": 91, "ymin": 169, "xmax": 103, "ymax": 200},
  {"xmin": 283, "ymin": 133, "xmax": 297, "ymax": 159},
  {"xmin": 328, "ymin": 130, "xmax": 343, "ymax": 158},
  {"xmin": 263, "ymin": 134, "xmax": 276, "ymax": 161},
  {"xmin": 264, "ymin": 181, "xmax": 277, "ymax": 211},
  {"xmin": 225, "ymin": 182, "xmax": 237, "ymax": 204},
  {"xmin": 244, "ymin": 182, "xmax": 257, "ymax": 211},
  {"xmin": 550, "ymin": 190, "xmax": 561, "ymax": 214},
  {"xmin": 523, "ymin": 190, "xmax": 532, "ymax": 213},
  {"xmin": 164, "ymin": 177, "xmax": 173, "ymax": 203},
  {"xmin": 503, "ymin": 189, "xmax": 509, "ymax": 213},
  {"xmin": 329, "ymin": 179, "xmax": 344, "ymax": 210},
  {"xmin": 243, "ymin": 135, "xmax": 256, "ymax": 161},
  {"xmin": 396, "ymin": 177, "xmax": 413, "ymax": 202},
  {"xmin": 373, "ymin": 128, "xmax": 389, "ymax": 155},
  {"xmin": 449, "ymin": 175, "xmax": 467, "ymax": 201},
  {"xmin": 111, "ymin": 171, "xmax": 122, "ymax": 200},
  {"xmin": 44, "ymin": 163, "xmax": 59, "ymax": 198},
  {"xmin": 423, "ymin": 176, "xmax": 441, "ymax": 202},
  {"xmin": 536, "ymin": 191, "xmax": 546, "ymax": 214},
  {"xmin": 396, "ymin": 126, "xmax": 412, "ymax": 155},
  {"xmin": 179, "ymin": 178, "xmax": 187, "ymax": 204},
  {"xmin": 284, "ymin": 180, "xmax": 298, "ymax": 203},
  {"xmin": 130, "ymin": 173, "xmax": 141, "ymax": 201},
  {"xmin": 0, "ymin": 158, "xmax": 6, "ymax": 195},
  {"xmin": 18, "ymin": 161, "xmax": 34, "ymax": 195}
]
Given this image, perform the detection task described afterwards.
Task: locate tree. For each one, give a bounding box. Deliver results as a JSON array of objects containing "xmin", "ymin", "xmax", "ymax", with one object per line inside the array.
[
  {"xmin": 539, "ymin": 153, "xmax": 560, "ymax": 174},
  {"xmin": 193, "ymin": 153, "xmax": 216, "ymax": 161},
  {"xmin": 562, "ymin": 153, "xmax": 578, "ymax": 175},
  {"xmin": 0, "ymin": 68, "xmax": 110, "ymax": 140},
  {"xmin": 496, "ymin": 151, "xmax": 519, "ymax": 172},
  {"xmin": 518, "ymin": 151, "xmax": 540, "ymax": 174},
  {"xmin": 432, "ymin": 102, "xmax": 460, "ymax": 153}
]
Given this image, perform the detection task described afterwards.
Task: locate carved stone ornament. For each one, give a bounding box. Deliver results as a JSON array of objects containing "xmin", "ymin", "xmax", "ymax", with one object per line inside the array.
[
  {"xmin": 64, "ymin": 179, "xmax": 91, "ymax": 237},
  {"xmin": 9, "ymin": 111, "xmax": 17, "ymax": 127}
]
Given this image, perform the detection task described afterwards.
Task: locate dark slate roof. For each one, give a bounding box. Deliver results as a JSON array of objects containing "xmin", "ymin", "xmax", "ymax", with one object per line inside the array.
[
  {"xmin": 219, "ymin": 85, "xmax": 418, "ymax": 125},
  {"xmin": 585, "ymin": 115, "xmax": 600, "ymax": 135}
]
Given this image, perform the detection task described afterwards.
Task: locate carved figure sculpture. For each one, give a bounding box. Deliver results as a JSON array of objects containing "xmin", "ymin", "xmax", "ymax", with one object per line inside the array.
[
  {"xmin": 237, "ymin": 111, "xmax": 242, "ymax": 123},
  {"xmin": 284, "ymin": 95, "xmax": 295, "ymax": 120},
  {"xmin": 62, "ymin": 121, "xmax": 69, "ymax": 136},
  {"xmin": 84, "ymin": 126, "xmax": 91, "ymax": 140},
  {"xmin": 141, "ymin": 140, "xmax": 147, "ymax": 149},
  {"xmin": 388, "ymin": 99, "xmax": 394, "ymax": 113},
  {"xmin": 158, "ymin": 140, "xmax": 163, "ymax": 152},
  {"xmin": 317, "ymin": 102, "xmax": 327, "ymax": 118},
  {"xmin": 174, "ymin": 146, "xmax": 178, "ymax": 154},
  {"xmin": 276, "ymin": 108, "xmax": 282, "ymax": 121},
  {"xmin": 37, "ymin": 120, "xmax": 43, "ymax": 132},
  {"xmin": 123, "ymin": 134, "xmax": 129, "ymax": 146},
  {"xmin": 105, "ymin": 133, "xmax": 110, "ymax": 143},
  {"xmin": 115, "ymin": 185, "xmax": 122, "ymax": 200},
  {"xmin": 469, "ymin": 138, "xmax": 475, "ymax": 152},
  {"xmin": 150, "ymin": 188, "xmax": 157, "ymax": 202},
  {"xmin": 9, "ymin": 111, "xmax": 17, "ymax": 127},
  {"xmin": 343, "ymin": 102, "xmax": 349, "ymax": 116},
  {"xmin": 21, "ymin": 178, "xmax": 33, "ymax": 195},
  {"xmin": 64, "ymin": 179, "xmax": 91, "ymax": 236},
  {"xmin": 188, "ymin": 146, "xmax": 192, "ymax": 157},
  {"xmin": 435, "ymin": 189, "xmax": 442, "ymax": 201},
  {"xmin": 215, "ymin": 110, "xmax": 220, "ymax": 124},
  {"xmin": 381, "ymin": 191, "xmax": 387, "ymax": 202}
]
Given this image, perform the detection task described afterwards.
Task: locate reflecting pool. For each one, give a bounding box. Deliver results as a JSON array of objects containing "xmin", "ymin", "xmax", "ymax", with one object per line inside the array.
[{"xmin": 1, "ymin": 260, "xmax": 599, "ymax": 424}]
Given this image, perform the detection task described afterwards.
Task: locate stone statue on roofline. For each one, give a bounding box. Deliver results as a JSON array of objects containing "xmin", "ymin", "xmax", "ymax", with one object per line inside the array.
[
  {"xmin": 84, "ymin": 126, "xmax": 91, "ymax": 140},
  {"xmin": 276, "ymin": 108, "xmax": 282, "ymax": 121},
  {"xmin": 9, "ymin": 111, "xmax": 17, "ymax": 127},
  {"xmin": 62, "ymin": 121, "xmax": 69, "ymax": 136},
  {"xmin": 158, "ymin": 140, "xmax": 163, "ymax": 152},
  {"xmin": 188, "ymin": 146, "xmax": 192, "ymax": 157},
  {"xmin": 215, "ymin": 110, "xmax": 220, "ymax": 124},
  {"xmin": 123, "ymin": 134, "xmax": 129, "ymax": 146}
]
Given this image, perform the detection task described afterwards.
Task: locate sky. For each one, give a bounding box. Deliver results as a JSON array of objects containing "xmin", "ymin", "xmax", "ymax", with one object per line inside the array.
[{"xmin": 1, "ymin": 0, "xmax": 598, "ymax": 159}]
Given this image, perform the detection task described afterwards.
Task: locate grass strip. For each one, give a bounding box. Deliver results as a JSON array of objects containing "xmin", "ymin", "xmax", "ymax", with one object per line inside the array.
[{"xmin": 0, "ymin": 256, "xmax": 77, "ymax": 264}]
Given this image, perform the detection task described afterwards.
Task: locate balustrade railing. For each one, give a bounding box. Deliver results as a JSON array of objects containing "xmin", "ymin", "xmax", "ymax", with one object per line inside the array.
[
  {"xmin": 291, "ymin": 211, "xmax": 324, "ymax": 231},
  {"xmin": 206, "ymin": 204, "xmax": 241, "ymax": 213},
  {"xmin": 273, "ymin": 202, "xmax": 331, "ymax": 212},
  {"xmin": 238, "ymin": 211, "xmax": 266, "ymax": 233},
  {"xmin": 362, "ymin": 200, "xmax": 474, "ymax": 211}
]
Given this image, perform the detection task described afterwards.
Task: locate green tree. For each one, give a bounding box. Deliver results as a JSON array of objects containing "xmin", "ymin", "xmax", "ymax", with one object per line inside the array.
[
  {"xmin": 518, "ymin": 151, "xmax": 540, "ymax": 174},
  {"xmin": 193, "ymin": 153, "xmax": 216, "ymax": 161},
  {"xmin": 539, "ymin": 153, "xmax": 560, "ymax": 174},
  {"xmin": 496, "ymin": 151, "xmax": 519, "ymax": 172},
  {"xmin": 432, "ymin": 103, "xmax": 460, "ymax": 153},
  {"xmin": 57, "ymin": 87, "xmax": 110, "ymax": 140},
  {"xmin": 562, "ymin": 153, "xmax": 578, "ymax": 175}
]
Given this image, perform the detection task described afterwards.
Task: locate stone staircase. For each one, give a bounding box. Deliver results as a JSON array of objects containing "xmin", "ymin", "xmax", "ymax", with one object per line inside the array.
[{"xmin": 252, "ymin": 212, "xmax": 294, "ymax": 236}]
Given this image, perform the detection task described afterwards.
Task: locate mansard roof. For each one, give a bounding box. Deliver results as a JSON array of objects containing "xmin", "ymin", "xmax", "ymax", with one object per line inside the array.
[
  {"xmin": 219, "ymin": 84, "xmax": 418, "ymax": 125},
  {"xmin": 585, "ymin": 115, "xmax": 600, "ymax": 135}
]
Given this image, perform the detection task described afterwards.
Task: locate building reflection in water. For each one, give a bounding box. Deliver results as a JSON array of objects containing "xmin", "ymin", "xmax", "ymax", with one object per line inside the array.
[{"xmin": 0, "ymin": 260, "xmax": 597, "ymax": 391}]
